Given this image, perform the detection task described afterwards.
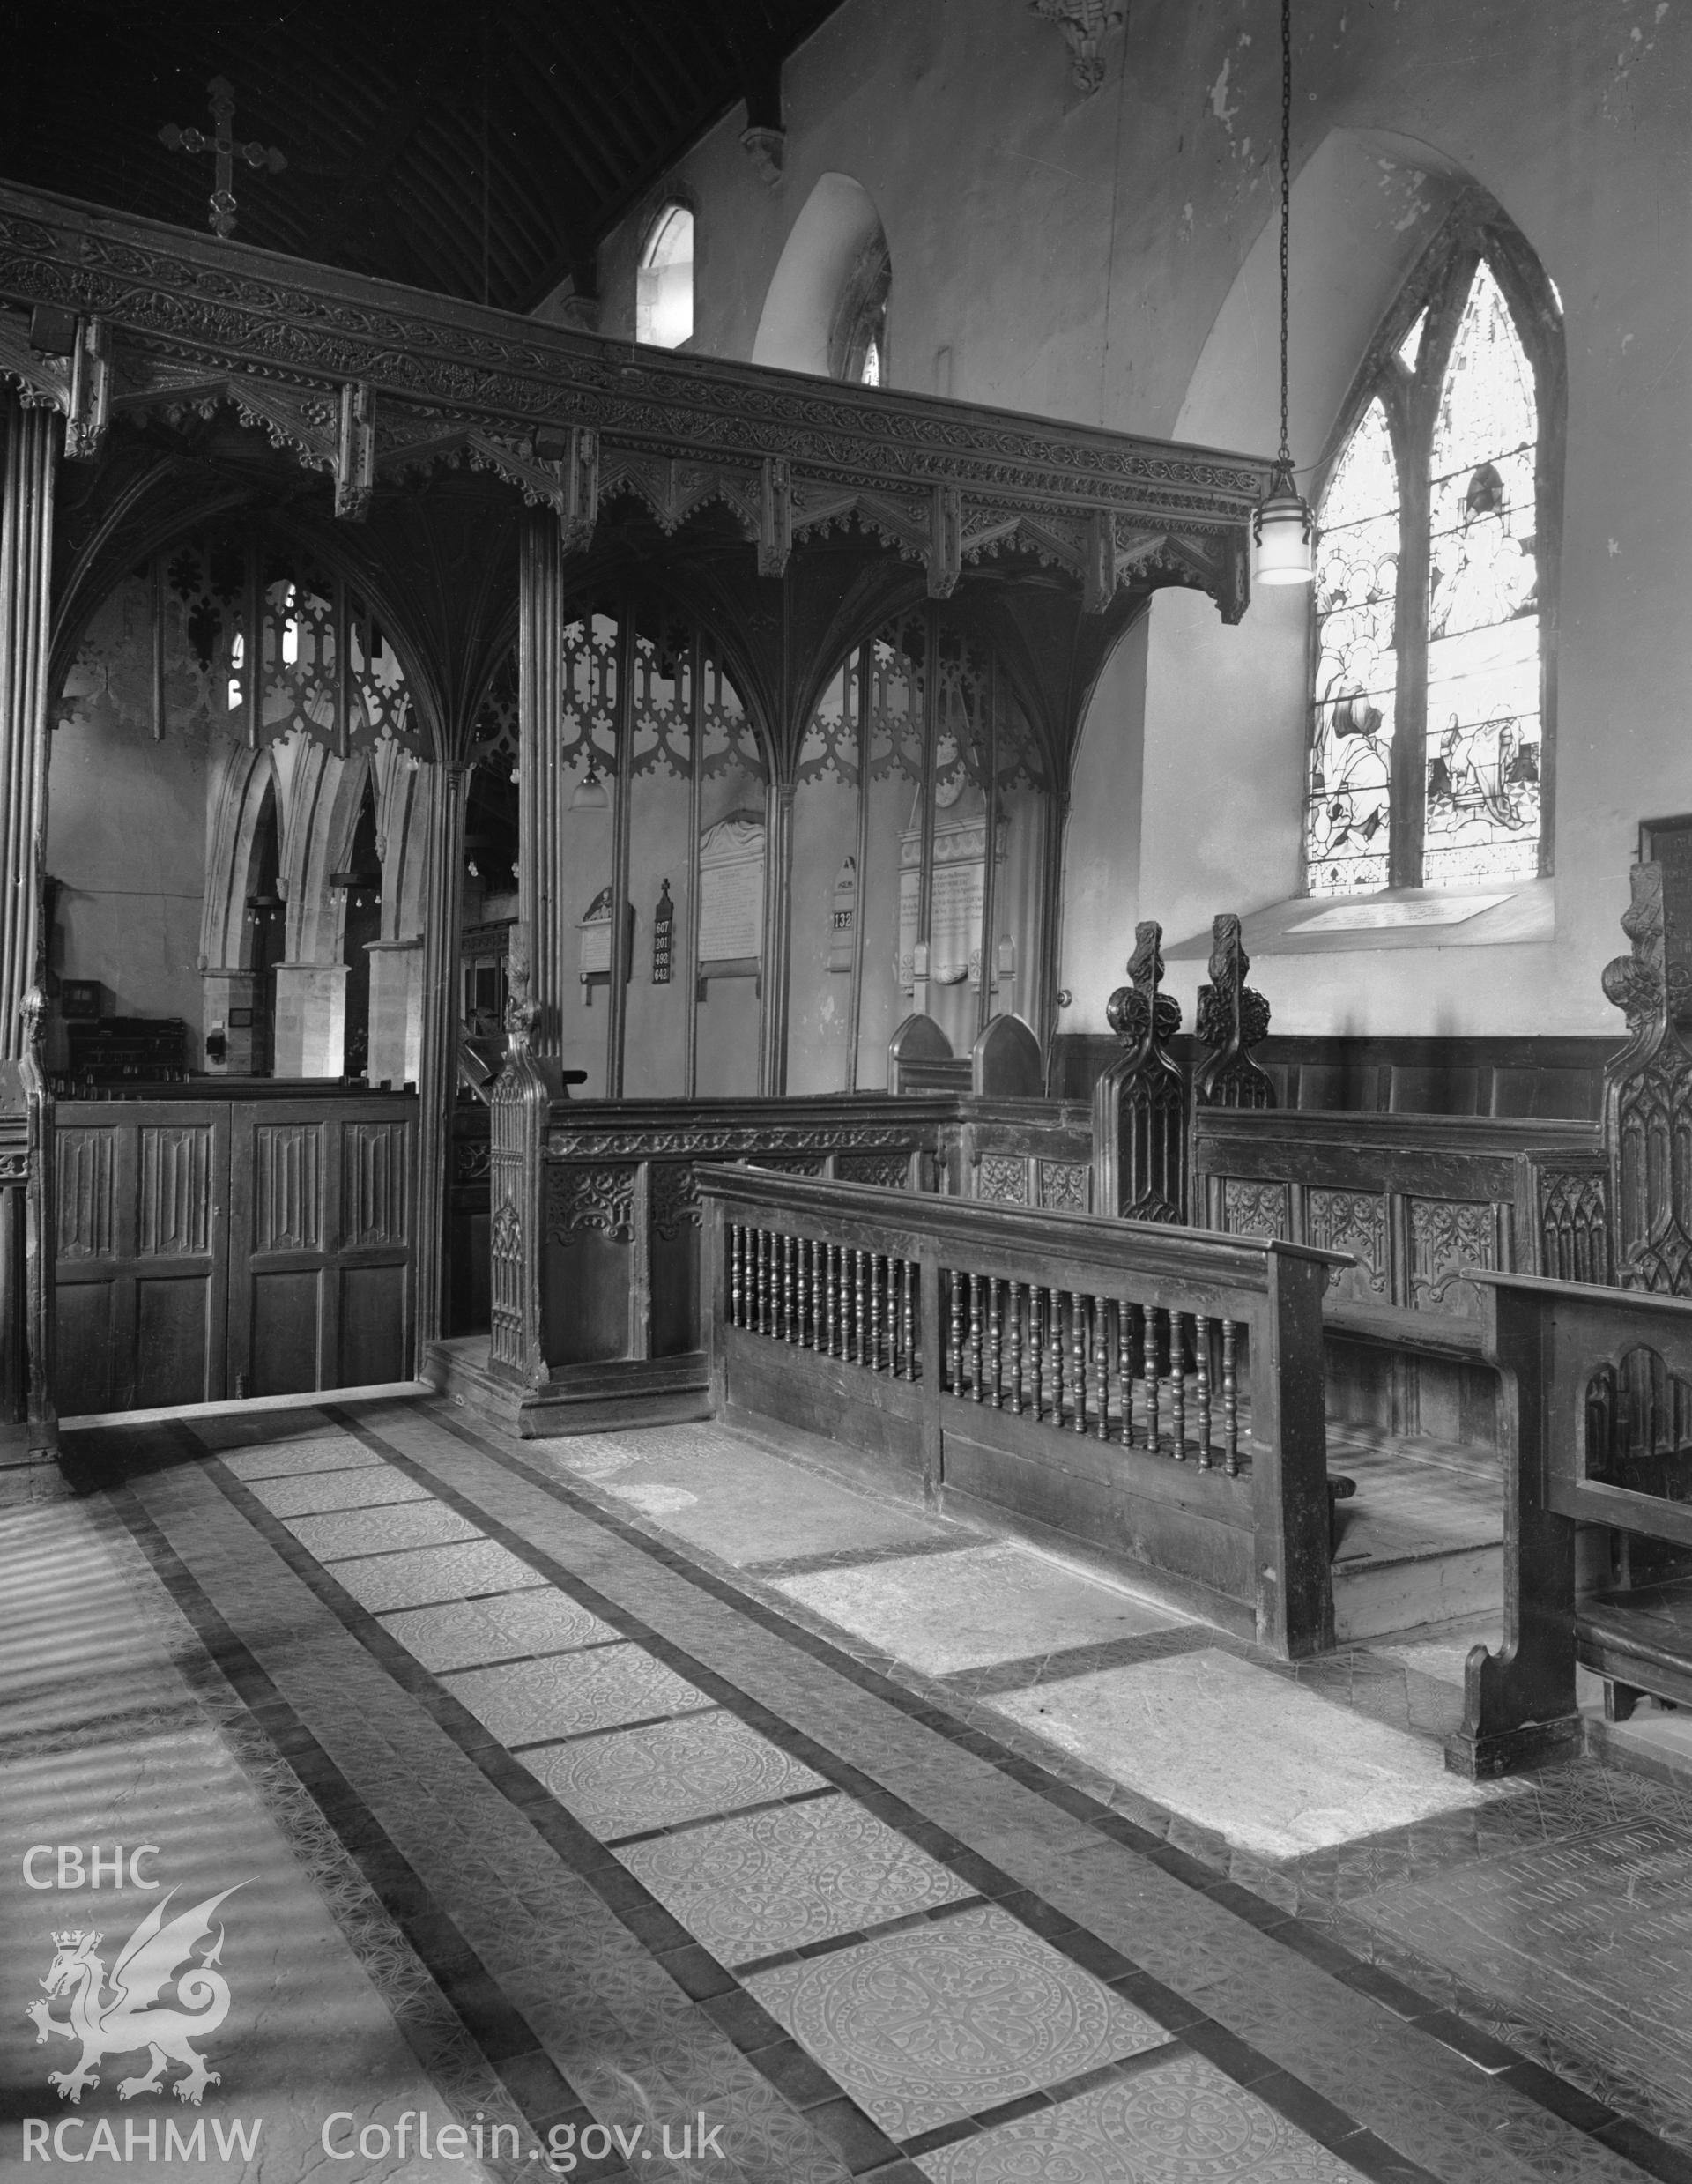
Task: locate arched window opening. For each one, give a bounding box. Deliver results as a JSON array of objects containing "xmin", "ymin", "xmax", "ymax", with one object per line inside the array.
[
  {"xmin": 1423, "ymin": 261, "xmax": 1542, "ymax": 887},
  {"xmin": 637, "ymin": 202, "xmax": 694, "ymax": 349},
  {"xmin": 1309, "ymin": 399, "xmax": 1398, "ymax": 896},
  {"xmin": 789, "ymin": 606, "xmax": 1053, "ymax": 1093},
  {"xmin": 829, "ymin": 230, "xmax": 891, "ymax": 387},
  {"xmin": 165, "ymin": 537, "xmax": 422, "ymax": 759},
  {"xmin": 480, "ymin": 602, "xmax": 761, "ymax": 1104},
  {"xmin": 244, "ymin": 781, "xmax": 283, "ymax": 1077},
  {"xmin": 338, "ymin": 782, "xmax": 382, "ymax": 1080},
  {"xmin": 1305, "ymin": 219, "xmax": 1558, "ymax": 896}
]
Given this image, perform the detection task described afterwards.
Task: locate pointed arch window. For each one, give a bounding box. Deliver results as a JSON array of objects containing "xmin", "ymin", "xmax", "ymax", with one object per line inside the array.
[
  {"xmin": 637, "ymin": 202, "xmax": 694, "ymax": 350},
  {"xmin": 1305, "ymin": 217, "xmax": 1561, "ymax": 895}
]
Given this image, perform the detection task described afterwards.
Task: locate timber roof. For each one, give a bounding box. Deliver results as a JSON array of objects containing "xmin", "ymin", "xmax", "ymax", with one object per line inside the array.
[{"xmin": 2, "ymin": 2, "xmax": 844, "ymax": 311}]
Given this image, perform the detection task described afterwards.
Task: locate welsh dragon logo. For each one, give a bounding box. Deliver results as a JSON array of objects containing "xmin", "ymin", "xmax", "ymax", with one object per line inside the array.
[{"xmin": 26, "ymin": 1885, "xmax": 244, "ymax": 2106}]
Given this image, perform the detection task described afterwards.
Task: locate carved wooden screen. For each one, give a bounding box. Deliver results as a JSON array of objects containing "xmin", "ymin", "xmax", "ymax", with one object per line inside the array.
[
  {"xmin": 789, "ymin": 605, "xmax": 1054, "ymax": 1095},
  {"xmin": 1306, "ymin": 210, "xmax": 1560, "ymax": 896},
  {"xmin": 511, "ymin": 598, "xmax": 765, "ymax": 1103}
]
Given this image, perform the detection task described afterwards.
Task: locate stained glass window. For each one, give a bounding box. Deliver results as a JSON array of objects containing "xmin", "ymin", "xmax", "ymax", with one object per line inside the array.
[
  {"xmin": 1304, "ymin": 233, "xmax": 1554, "ymax": 895},
  {"xmin": 1308, "ymin": 400, "xmax": 1398, "ymax": 895},
  {"xmin": 1423, "ymin": 263, "xmax": 1541, "ymax": 884}
]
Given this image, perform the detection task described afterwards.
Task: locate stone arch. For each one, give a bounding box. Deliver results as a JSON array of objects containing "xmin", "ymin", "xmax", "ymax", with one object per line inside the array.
[{"xmin": 752, "ymin": 173, "xmax": 888, "ymax": 380}]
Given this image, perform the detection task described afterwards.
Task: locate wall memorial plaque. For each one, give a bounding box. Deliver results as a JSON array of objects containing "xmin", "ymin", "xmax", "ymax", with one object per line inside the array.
[
  {"xmin": 898, "ymin": 816, "xmax": 1004, "ymax": 992},
  {"xmin": 698, "ymin": 813, "xmax": 765, "ymax": 968}
]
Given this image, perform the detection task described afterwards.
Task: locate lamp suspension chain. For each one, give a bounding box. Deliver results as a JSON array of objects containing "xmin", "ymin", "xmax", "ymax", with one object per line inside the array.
[
  {"xmin": 1279, "ymin": 0, "xmax": 1293, "ymax": 472},
  {"xmin": 1250, "ymin": 0, "xmax": 1314, "ymax": 586}
]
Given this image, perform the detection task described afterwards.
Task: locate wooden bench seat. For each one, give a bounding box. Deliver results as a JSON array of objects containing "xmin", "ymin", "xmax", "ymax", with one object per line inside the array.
[
  {"xmin": 1447, "ymin": 1273, "xmax": 1692, "ymax": 1777},
  {"xmin": 1578, "ymin": 1577, "xmax": 1692, "ymax": 1719}
]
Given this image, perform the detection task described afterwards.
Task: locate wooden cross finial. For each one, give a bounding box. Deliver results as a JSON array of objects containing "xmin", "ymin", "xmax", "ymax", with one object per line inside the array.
[{"xmin": 160, "ymin": 78, "xmax": 287, "ymax": 240}]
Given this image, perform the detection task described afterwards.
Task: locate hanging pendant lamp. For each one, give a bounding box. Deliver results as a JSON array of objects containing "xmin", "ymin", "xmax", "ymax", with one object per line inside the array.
[
  {"xmin": 571, "ymin": 754, "xmax": 610, "ymax": 812},
  {"xmin": 1253, "ymin": 0, "xmax": 1314, "ymax": 587}
]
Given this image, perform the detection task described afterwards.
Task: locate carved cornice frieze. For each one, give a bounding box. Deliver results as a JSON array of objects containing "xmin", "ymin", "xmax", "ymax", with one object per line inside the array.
[
  {"xmin": 544, "ymin": 1124, "xmax": 922, "ymax": 1160},
  {"xmin": 0, "ymin": 183, "xmax": 1269, "ymax": 611}
]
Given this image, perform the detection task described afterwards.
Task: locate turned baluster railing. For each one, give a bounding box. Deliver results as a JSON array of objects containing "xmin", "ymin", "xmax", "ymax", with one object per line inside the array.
[{"xmin": 705, "ymin": 1168, "xmax": 1340, "ymax": 1655}]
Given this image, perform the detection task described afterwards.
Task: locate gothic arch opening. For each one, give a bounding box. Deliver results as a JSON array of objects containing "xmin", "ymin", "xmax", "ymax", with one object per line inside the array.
[{"xmin": 752, "ymin": 173, "xmax": 888, "ymax": 380}]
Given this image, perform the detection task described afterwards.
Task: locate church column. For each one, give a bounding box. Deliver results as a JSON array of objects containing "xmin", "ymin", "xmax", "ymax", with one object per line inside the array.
[
  {"xmin": 517, "ymin": 509, "xmax": 565, "ymax": 1051},
  {"xmin": 0, "ymin": 395, "xmax": 60, "ymax": 1454},
  {"xmin": 0, "ymin": 397, "xmax": 56, "ymax": 1055},
  {"xmin": 413, "ymin": 758, "xmax": 465, "ymax": 1356},
  {"xmin": 761, "ymin": 777, "xmax": 795, "ymax": 1095}
]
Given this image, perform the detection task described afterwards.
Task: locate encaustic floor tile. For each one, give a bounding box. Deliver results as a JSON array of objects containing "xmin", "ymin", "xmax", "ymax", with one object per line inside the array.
[
  {"xmin": 614, "ymin": 1794, "xmax": 975, "ymax": 1965},
  {"xmin": 743, "ymin": 1903, "xmax": 1166, "ymax": 2142},
  {"xmin": 913, "ymin": 2052, "xmax": 1368, "ymax": 2183},
  {"xmin": 520, "ymin": 1708, "xmax": 828, "ymax": 1839}
]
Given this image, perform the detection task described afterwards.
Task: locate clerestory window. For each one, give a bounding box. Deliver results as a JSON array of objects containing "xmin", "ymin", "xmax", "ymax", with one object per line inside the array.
[
  {"xmin": 636, "ymin": 202, "xmax": 694, "ymax": 350},
  {"xmin": 1306, "ymin": 211, "xmax": 1562, "ymax": 895}
]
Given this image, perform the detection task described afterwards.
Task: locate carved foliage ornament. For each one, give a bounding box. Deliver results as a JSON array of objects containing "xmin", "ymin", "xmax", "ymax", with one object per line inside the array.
[
  {"xmin": 1603, "ymin": 862, "xmax": 1692, "ymax": 1296},
  {"xmin": 1194, "ymin": 913, "xmax": 1273, "ymax": 1109},
  {"xmin": 1306, "ymin": 1188, "xmax": 1387, "ymax": 1297},
  {"xmin": 1031, "ymin": 0, "xmax": 1126, "ymax": 94},
  {"xmin": 1106, "ymin": 921, "xmax": 1182, "ymax": 1051},
  {"xmin": 1222, "ymin": 1178, "xmax": 1289, "ymax": 1242},
  {"xmin": 543, "ymin": 1125, "xmax": 922, "ymax": 1160},
  {"xmin": 976, "ymin": 1155, "xmax": 1029, "ymax": 1205},
  {"xmin": 1038, "ymin": 1160, "xmax": 1089, "ymax": 1211},
  {"xmin": 1408, "ymin": 1198, "xmax": 1496, "ymax": 1315},
  {"xmin": 1096, "ymin": 920, "xmax": 1187, "ymax": 1223},
  {"xmin": 545, "ymin": 1163, "xmax": 636, "ymax": 1244}
]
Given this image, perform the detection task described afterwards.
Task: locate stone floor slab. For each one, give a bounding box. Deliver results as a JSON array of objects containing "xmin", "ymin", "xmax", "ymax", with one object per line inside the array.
[
  {"xmin": 774, "ymin": 1542, "xmax": 1182, "ymax": 1675},
  {"xmin": 991, "ymin": 1647, "xmax": 1492, "ymax": 1860}
]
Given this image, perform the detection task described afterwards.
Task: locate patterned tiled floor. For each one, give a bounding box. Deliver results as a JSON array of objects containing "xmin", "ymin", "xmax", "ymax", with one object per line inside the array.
[
  {"xmin": 746, "ymin": 1902, "xmax": 1169, "ymax": 2141},
  {"xmin": 618, "ymin": 1796, "xmax": 976, "ymax": 1964},
  {"xmin": 13, "ymin": 1393, "xmax": 1692, "ymax": 2184},
  {"xmin": 523, "ymin": 1710, "xmax": 828, "ymax": 1839}
]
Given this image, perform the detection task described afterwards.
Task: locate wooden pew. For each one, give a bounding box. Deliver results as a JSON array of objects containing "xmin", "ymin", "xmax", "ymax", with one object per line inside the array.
[
  {"xmin": 703, "ymin": 1163, "xmax": 1343, "ymax": 1658},
  {"xmin": 1445, "ymin": 1272, "xmax": 1692, "ymax": 1776},
  {"xmin": 888, "ymin": 1009, "xmax": 1045, "ymax": 1098}
]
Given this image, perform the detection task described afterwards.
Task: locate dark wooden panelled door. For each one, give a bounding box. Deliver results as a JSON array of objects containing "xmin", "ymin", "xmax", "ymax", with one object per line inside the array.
[
  {"xmin": 226, "ymin": 1096, "xmax": 415, "ymax": 1397},
  {"xmin": 55, "ymin": 1092, "xmax": 415, "ymax": 1412},
  {"xmin": 54, "ymin": 1102, "xmax": 232, "ymax": 1411}
]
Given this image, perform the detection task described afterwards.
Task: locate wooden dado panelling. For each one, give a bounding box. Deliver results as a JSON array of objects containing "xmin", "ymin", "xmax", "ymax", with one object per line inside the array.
[
  {"xmin": 229, "ymin": 1101, "xmax": 414, "ymax": 1398},
  {"xmin": 54, "ymin": 1105, "xmax": 229, "ymax": 1414},
  {"xmin": 55, "ymin": 1093, "xmax": 416, "ymax": 1415},
  {"xmin": 1052, "ymin": 1032, "xmax": 1614, "ymax": 1122},
  {"xmin": 1193, "ymin": 1108, "xmax": 1599, "ymax": 1447},
  {"xmin": 534, "ymin": 1096, "xmax": 951, "ymax": 1385}
]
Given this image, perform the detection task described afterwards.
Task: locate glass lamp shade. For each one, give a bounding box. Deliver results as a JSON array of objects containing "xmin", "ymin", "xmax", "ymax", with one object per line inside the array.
[
  {"xmin": 570, "ymin": 768, "xmax": 611, "ymax": 813},
  {"xmin": 1252, "ymin": 484, "xmax": 1315, "ymax": 587}
]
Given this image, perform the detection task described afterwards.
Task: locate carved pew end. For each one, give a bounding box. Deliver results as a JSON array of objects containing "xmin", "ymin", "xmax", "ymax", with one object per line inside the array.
[
  {"xmin": 1443, "ymin": 1638, "xmax": 1582, "ymax": 1781},
  {"xmin": 1326, "ymin": 1472, "xmax": 1355, "ymax": 1560},
  {"xmin": 1445, "ymin": 1710, "xmax": 1583, "ymax": 1781}
]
